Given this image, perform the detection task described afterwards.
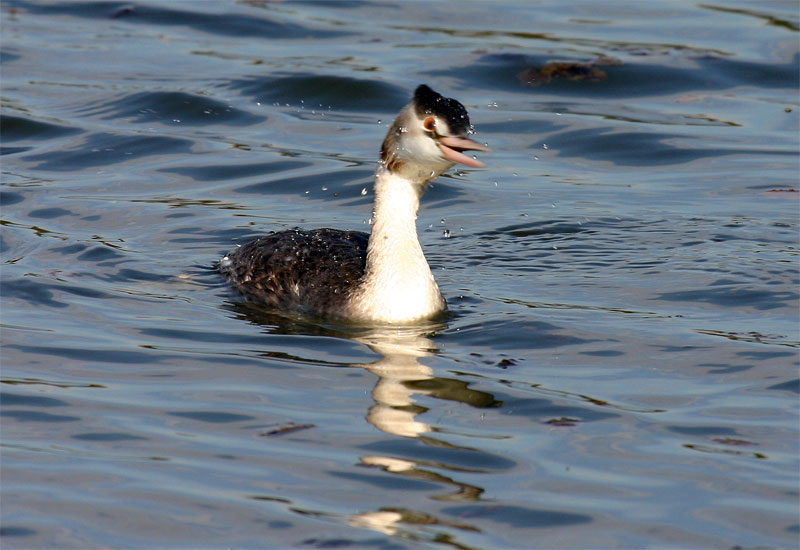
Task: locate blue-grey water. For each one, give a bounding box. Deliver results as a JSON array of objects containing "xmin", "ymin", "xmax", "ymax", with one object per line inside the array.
[{"xmin": 1, "ymin": 1, "xmax": 798, "ymax": 548}]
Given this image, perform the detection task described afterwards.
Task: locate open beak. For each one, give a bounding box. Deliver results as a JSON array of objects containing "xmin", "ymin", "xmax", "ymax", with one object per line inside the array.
[{"xmin": 438, "ymin": 136, "xmax": 490, "ymax": 168}]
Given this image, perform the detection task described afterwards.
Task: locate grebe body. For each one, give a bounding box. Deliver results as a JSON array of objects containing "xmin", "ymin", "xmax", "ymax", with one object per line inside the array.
[{"xmin": 220, "ymin": 85, "xmax": 488, "ymax": 323}]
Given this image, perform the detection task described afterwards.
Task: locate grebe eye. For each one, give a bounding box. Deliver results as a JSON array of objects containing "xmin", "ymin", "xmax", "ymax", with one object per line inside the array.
[{"xmin": 423, "ymin": 116, "xmax": 436, "ymax": 132}]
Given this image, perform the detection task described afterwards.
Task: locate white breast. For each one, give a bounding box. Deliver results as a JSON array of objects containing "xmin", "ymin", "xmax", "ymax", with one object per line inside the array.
[{"xmin": 346, "ymin": 170, "xmax": 446, "ymax": 323}]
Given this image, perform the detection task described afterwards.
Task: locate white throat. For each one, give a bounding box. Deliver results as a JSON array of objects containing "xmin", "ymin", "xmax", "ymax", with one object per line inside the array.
[{"xmin": 347, "ymin": 167, "xmax": 445, "ymax": 323}]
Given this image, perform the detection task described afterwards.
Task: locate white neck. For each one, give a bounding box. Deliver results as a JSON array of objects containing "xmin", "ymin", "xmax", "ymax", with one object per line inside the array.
[{"xmin": 347, "ymin": 167, "xmax": 445, "ymax": 323}]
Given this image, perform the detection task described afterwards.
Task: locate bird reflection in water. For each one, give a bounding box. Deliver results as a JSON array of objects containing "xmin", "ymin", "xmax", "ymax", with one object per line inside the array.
[{"xmin": 228, "ymin": 304, "xmax": 502, "ymax": 538}]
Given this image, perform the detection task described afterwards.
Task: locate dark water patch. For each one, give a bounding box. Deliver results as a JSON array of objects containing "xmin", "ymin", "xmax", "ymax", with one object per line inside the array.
[
  {"xmin": 668, "ymin": 425, "xmax": 739, "ymax": 437},
  {"xmin": 0, "ymin": 49, "xmax": 22, "ymax": 64},
  {"xmin": 228, "ymin": 75, "xmax": 408, "ymax": 113},
  {"xmin": 736, "ymin": 349, "xmax": 797, "ymax": 361},
  {"xmin": 4, "ymin": 278, "xmax": 70, "ymax": 308},
  {"xmin": 533, "ymin": 102, "xmax": 741, "ymax": 127},
  {"xmin": 766, "ymin": 379, "xmax": 799, "ymax": 393},
  {"xmin": 481, "ymin": 219, "xmax": 590, "ymax": 239},
  {"xmin": 448, "ymin": 318, "xmax": 591, "ymax": 349},
  {"xmin": 7, "ymin": 344, "xmax": 169, "ymax": 365},
  {"xmin": 0, "ymin": 526, "xmax": 37, "ymax": 537},
  {"xmin": 234, "ymin": 168, "xmax": 373, "ymax": 197},
  {"xmin": 168, "ymin": 411, "xmax": 256, "ymax": 424},
  {"xmin": 657, "ymin": 285, "xmax": 798, "ymax": 310},
  {"xmin": 496, "ymin": 393, "xmax": 619, "ymax": 423},
  {"xmin": 0, "ymin": 392, "xmax": 70, "ymax": 407},
  {"xmin": 24, "ymin": 132, "xmax": 193, "ymax": 172},
  {"xmin": 696, "ymin": 52, "xmax": 800, "ymax": 89},
  {"xmin": 162, "ymin": 160, "xmax": 312, "ymax": 182},
  {"xmin": 700, "ymin": 362, "xmax": 753, "ymax": 375},
  {"xmin": 0, "ymin": 191, "xmax": 25, "ymax": 207},
  {"xmin": 139, "ymin": 327, "xmax": 287, "ymax": 347},
  {"xmin": 359, "ymin": 439, "xmax": 517, "ymax": 472},
  {"xmin": 172, "ymin": 226, "xmax": 249, "ymax": 248},
  {"xmin": 76, "ymin": 245, "xmax": 125, "ymax": 262},
  {"xmin": 109, "ymin": 268, "xmax": 172, "ymax": 283},
  {"xmin": 477, "ymin": 116, "xmax": 562, "ymax": 137},
  {"xmin": 15, "ymin": 1, "xmax": 350, "ymax": 40},
  {"xmin": 71, "ymin": 432, "xmax": 147, "ymax": 441},
  {"xmin": 88, "ymin": 91, "xmax": 265, "ymax": 127},
  {"xmin": 579, "ymin": 349, "xmax": 625, "ymax": 357},
  {"xmin": 405, "ymin": 377, "xmax": 502, "ymax": 409},
  {"xmin": 1, "ymin": 378, "xmax": 106, "ymax": 389},
  {"xmin": 27, "ymin": 207, "xmax": 76, "ymax": 219},
  {"xmin": 0, "ymin": 146, "xmax": 33, "ymax": 157},
  {"xmin": 273, "ymin": 0, "xmax": 374, "ymax": 8},
  {"xmin": 443, "ymin": 504, "xmax": 592, "ymax": 528},
  {"xmin": 328, "ymin": 470, "xmax": 438, "ymax": 491},
  {"xmin": 0, "ymin": 114, "xmax": 81, "ymax": 141},
  {"xmin": 547, "ymin": 126, "xmax": 795, "ymax": 166},
  {"xmin": 1, "ymin": 146, "xmax": 30, "ymax": 155},
  {"xmin": 49, "ymin": 243, "xmax": 88, "ymax": 255},
  {"xmin": 1, "ymin": 409, "xmax": 81, "ymax": 422},
  {"xmin": 298, "ymin": 534, "xmax": 405, "ymax": 550}
]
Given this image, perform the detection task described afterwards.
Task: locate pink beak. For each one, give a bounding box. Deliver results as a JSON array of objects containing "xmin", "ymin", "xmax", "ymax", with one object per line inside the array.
[{"xmin": 437, "ymin": 136, "xmax": 490, "ymax": 168}]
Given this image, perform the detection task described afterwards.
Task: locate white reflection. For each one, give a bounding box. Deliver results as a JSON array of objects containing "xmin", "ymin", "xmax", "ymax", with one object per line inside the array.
[{"xmin": 353, "ymin": 326, "xmax": 439, "ymax": 438}]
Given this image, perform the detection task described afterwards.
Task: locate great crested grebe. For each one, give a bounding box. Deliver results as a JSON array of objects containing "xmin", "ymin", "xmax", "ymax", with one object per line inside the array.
[{"xmin": 219, "ymin": 84, "xmax": 489, "ymax": 323}]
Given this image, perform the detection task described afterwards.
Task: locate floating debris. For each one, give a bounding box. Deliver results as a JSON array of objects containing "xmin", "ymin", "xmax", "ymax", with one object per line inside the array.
[{"xmin": 518, "ymin": 58, "xmax": 621, "ymax": 87}]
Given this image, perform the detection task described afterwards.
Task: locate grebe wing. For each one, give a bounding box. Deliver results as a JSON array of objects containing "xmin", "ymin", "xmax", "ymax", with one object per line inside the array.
[{"xmin": 220, "ymin": 228, "xmax": 368, "ymax": 316}]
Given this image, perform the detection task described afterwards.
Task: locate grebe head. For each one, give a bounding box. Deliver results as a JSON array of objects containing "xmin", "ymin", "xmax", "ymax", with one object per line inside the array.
[{"xmin": 380, "ymin": 84, "xmax": 489, "ymax": 182}]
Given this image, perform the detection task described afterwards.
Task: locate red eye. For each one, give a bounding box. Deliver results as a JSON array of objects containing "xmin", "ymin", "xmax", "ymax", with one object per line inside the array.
[{"xmin": 423, "ymin": 116, "xmax": 436, "ymax": 132}]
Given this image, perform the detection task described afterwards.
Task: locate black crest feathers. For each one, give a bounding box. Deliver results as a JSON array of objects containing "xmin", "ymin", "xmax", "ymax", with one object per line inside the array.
[{"xmin": 413, "ymin": 84, "xmax": 471, "ymax": 135}]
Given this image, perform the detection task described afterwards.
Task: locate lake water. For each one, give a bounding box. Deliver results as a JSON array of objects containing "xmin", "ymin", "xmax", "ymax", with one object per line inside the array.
[{"xmin": 1, "ymin": 1, "xmax": 798, "ymax": 548}]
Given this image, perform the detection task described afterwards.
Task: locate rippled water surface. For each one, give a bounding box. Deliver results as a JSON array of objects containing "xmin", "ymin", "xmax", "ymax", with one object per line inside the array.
[{"xmin": 2, "ymin": 1, "xmax": 799, "ymax": 548}]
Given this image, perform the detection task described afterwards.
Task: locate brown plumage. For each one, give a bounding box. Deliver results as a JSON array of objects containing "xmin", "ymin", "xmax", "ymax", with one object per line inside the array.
[
  {"xmin": 219, "ymin": 85, "xmax": 488, "ymax": 322},
  {"xmin": 220, "ymin": 228, "xmax": 368, "ymax": 317}
]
